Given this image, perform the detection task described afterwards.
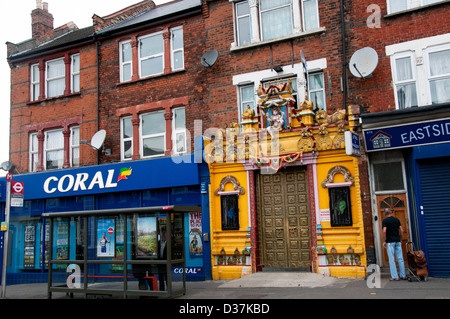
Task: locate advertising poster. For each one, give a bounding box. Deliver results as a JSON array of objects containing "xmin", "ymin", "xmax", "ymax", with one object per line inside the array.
[
  {"xmin": 55, "ymin": 221, "xmax": 69, "ymax": 269},
  {"xmin": 96, "ymin": 218, "xmax": 115, "ymax": 258},
  {"xmin": 136, "ymin": 217, "xmax": 157, "ymax": 258},
  {"xmin": 189, "ymin": 212, "xmax": 203, "ymax": 257},
  {"xmin": 24, "ymin": 225, "xmax": 36, "ymax": 268}
]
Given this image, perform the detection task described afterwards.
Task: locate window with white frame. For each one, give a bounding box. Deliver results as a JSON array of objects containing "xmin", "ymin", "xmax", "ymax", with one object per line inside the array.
[
  {"xmin": 239, "ymin": 84, "xmax": 256, "ymax": 122},
  {"xmin": 387, "ymin": 0, "xmax": 443, "ymax": 14},
  {"xmin": 71, "ymin": 54, "xmax": 80, "ymax": 93},
  {"xmin": 31, "ymin": 54, "xmax": 80, "ymax": 100},
  {"xmin": 71, "ymin": 126, "xmax": 80, "ymax": 167},
  {"xmin": 233, "ymin": 0, "xmax": 320, "ymax": 46},
  {"xmin": 46, "ymin": 58, "xmax": 65, "ymax": 98},
  {"xmin": 302, "ymin": 0, "xmax": 319, "ymax": 31},
  {"xmin": 260, "ymin": 0, "xmax": 293, "ymax": 41},
  {"xmin": 120, "ymin": 40, "xmax": 132, "ymax": 82},
  {"xmin": 235, "ymin": 0, "xmax": 252, "ymax": 46},
  {"xmin": 29, "ymin": 133, "xmax": 38, "ymax": 172},
  {"xmin": 45, "ymin": 129, "xmax": 64, "ymax": 170},
  {"xmin": 31, "ymin": 63, "xmax": 40, "ymax": 101},
  {"xmin": 392, "ymin": 53, "xmax": 418, "ymax": 109},
  {"xmin": 139, "ymin": 32, "xmax": 164, "ymax": 78},
  {"xmin": 141, "ymin": 111, "xmax": 166, "ymax": 158},
  {"xmin": 171, "ymin": 27, "xmax": 184, "ymax": 71},
  {"xmin": 426, "ymin": 46, "xmax": 450, "ymax": 104},
  {"xmin": 172, "ymin": 107, "xmax": 187, "ymax": 154},
  {"xmin": 121, "ymin": 116, "xmax": 133, "ymax": 160},
  {"xmin": 308, "ymin": 72, "xmax": 326, "ymax": 110}
]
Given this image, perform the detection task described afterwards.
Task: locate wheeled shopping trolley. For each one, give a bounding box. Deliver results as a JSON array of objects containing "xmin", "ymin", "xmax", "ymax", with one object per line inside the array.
[{"xmin": 406, "ymin": 242, "xmax": 428, "ymax": 282}]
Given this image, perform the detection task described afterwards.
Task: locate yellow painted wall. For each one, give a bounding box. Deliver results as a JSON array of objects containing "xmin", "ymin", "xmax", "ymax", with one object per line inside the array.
[
  {"xmin": 208, "ymin": 162, "xmax": 252, "ymax": 280},
  {"xmin": 315, "ymin": 151, "xmax": 366, "ymax": 278}
]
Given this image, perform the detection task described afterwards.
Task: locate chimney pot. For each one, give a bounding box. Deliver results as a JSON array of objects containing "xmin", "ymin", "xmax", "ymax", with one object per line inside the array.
[
  {"xmin": 43, "ymin": 2, "xmax": 48, "ymax": 11},
  {"xmin": 36, "ymin": 0, "xmax": 42, "ymax": 9}
]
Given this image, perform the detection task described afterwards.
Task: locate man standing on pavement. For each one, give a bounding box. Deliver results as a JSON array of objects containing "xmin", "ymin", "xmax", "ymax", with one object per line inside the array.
[{"xmin": 382, "ymin": 208, "xmax": 406, "ymax": 281}]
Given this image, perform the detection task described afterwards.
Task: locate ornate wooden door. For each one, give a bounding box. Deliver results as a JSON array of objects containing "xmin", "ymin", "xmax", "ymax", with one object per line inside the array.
[
  {"xmin": 376, "ymin": 194, "xmax": 411, "ymax": 267},
  {"xmin": 257, "ymin": 167, "xmax": 311, "ymax": 270}
]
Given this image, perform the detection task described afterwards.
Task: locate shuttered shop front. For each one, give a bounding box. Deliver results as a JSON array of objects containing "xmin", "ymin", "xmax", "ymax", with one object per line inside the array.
[{"xmin": 418, "ymin": 157, "xmax": 450, "ymax": 277}]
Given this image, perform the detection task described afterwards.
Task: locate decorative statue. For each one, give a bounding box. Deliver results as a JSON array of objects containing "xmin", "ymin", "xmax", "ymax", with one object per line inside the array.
[{"xmin": 261, "ymin": 106, "xmax": 284, "ymax": 139}]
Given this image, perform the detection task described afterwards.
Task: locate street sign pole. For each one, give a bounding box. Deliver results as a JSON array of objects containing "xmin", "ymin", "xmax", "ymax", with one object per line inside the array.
[{"xmin": 1, "ymin": 174, "xmax": 12, "ymax": 298}]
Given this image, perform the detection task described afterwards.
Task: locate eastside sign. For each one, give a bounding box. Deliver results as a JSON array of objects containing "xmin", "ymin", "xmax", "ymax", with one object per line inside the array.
[{"xmin": 363, "ymin": 118, "xmax": 450, "ymax": 152}]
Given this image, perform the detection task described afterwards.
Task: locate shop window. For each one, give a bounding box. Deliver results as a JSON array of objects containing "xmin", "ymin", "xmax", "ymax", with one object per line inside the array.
[
  {"xmin": 328, "ymin": 187, "xmax": 352, "ymax": 227},
  {"xmin": 221, "ymin": 194, "xmax": 240, "ymax": 230}
]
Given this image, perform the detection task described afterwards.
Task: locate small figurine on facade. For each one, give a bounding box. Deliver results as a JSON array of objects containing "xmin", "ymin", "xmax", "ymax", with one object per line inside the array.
[{"xmin": 261, "ymin": 106, "xmax": 284, "ymax": 139}]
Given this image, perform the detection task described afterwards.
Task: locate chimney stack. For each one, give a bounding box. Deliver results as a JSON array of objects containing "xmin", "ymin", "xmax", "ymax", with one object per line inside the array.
[{"xmin": 32, "ymin": 0, "xmax": 54, "ymax": 41}]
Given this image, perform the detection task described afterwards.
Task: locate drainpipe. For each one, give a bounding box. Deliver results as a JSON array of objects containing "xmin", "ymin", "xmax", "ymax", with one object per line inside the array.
[
  {"xmin": 95, "ymin": 38, "xmax": 100, "ymax": 165},
  {"xmin": 340, "ymin": 0, "xmax": 347, "ymax": 109}
]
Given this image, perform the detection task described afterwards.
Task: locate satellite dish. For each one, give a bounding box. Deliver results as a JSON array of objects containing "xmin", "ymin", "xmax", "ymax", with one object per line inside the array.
[
  {"xmin": 81, "ymin": 130, "xmax": 106, "ymax": 150},
  {"xmin": 0, "ymin": 161, "xmax": 13, "ymax": 171},
  {"xmin": 201, "ymin": 50, "xmax": 218, "ymax": 67},
  {"xmin": 349, "ymin": 47, "xmax": 378, "ymax": 79},
  {"xmin": 90, "ymin": 130, "xmax": 106, "ymax": 150}
]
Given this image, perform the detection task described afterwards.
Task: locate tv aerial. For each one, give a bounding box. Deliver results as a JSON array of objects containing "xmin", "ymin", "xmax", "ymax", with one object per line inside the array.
[
  {"xmin": 349, "ymin": 47, "xmax": 378, "ymax": 79},
  {"xmin": 81, "ymin": 130, "xmax": 106, "ymax": 150},
  {"xmin": 201, "ymin": 50, "xmax": 218, "ymax": 67}
]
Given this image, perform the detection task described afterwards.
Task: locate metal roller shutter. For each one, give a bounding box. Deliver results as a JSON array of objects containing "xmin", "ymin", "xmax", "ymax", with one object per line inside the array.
[{"xmin": 418, "ymin": 158, "xmax": 450, "ymax": 277}]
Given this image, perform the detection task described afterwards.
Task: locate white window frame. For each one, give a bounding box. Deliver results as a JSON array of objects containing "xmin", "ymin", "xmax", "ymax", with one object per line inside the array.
[
  {"xmin": 301, "ymin": 0, "xmax": 320, "ymax": 31},
  {"xmin": 172, "ymin": 107, "xmax": 187, "ymax": 155},
  {"xmin": 120, "ymin": 116, "xmax": 133, "ymax": 161},
  {"xmin": 238, "ymin": 84, "xmax": 256, "ymax": 126},
  {"xmin": 390, "ymin": 51, "xmax": 419, "ymax": 109},
  {"xmin": 71, "ymin": 54, "xmax": 80, "ymax": 93},
  {"xmin": 30, "ymin": 63, "xmax": 40, "ymax": 101},
  {"xmin": 46, "ymin": 58, "xmax": 65, "ymax": 98},
  {"xmin": 232, "ymin": 0, "xmax": 320, "ymax": 48},
  {"xmin": 171, "ymin": 26, "xmax": 184, "ymax": 71},
  {"xmin": 234, "ymin": 0, "xmax": 252, "ymax": 46},
  {"xmin": 387, "ymin": 0, "xmax": 444, "ymax": 14},
  {"xmin": 44, "ymin": 128, "xmax": 64, "ymax": 170},
  {"xmin": 120, "ymin": 40, "xmax": 133, "ymax": 82},
  {"xmin": 424, "ymin": 43, "xmax": 450, "ymax": 105},
  {"xmin": 29, "ymin": 132, "xmax": 38, "ymax": 172},
  {"xmin": 70, "ymin": 126, "xmax": 80, "ymax": 167},
  {"xmin": 259, "ymin": 0, "xmax": 293, "ymax": 41},
  {"xmin": 138, "ymin": 32, "xmax": 164, "ymax": 78},
  {"xmin": 308, "ymin": 72, "xmax": 326, "ymax": 110},
  {"xmin": 140, "ymin": 110, "xmax": 166, "ymax": 158}
]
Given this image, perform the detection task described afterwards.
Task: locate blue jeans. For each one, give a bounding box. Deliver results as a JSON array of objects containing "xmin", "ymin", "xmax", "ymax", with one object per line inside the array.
[{"xmin": 386, "ymin": 242, "xmax": 405, "ymax": 279}]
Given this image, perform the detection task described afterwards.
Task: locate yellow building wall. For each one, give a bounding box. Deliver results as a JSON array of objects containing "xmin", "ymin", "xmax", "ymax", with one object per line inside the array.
[
  {"xmin": 315, "ymin": 151, "xmax": 366, "ymax": 278},
  {"xmin": 208, "ymin": 162, "xmax": 252, "ymax": 280}
]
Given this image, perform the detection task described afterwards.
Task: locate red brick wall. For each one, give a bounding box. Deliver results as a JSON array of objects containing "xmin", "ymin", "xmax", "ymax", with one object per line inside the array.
[{"xmin": 8, "ymin": 43, "xmax": 99, "ymax": 172}]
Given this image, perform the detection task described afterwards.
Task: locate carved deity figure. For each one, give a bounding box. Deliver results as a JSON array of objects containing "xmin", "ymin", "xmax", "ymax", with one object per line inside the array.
[{"xmin": 261, "ymin": 106, "xmax": 284, "ymax": 139}]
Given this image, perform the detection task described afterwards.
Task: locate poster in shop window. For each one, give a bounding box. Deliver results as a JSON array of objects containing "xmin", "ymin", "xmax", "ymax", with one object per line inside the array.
[
  {"xmin": 96, "ymin": 218, "xmax": 115, "ymax": 258},
  {"xmin": 55, "ymin": 221, "xmax": 69, "ymax": 269},
  {"xmin": 189, "ymin": 212, "xmax": 203, "ymax": 258},
  {"xmin": 24, "ymin": 225, "xmax": 36, "ymax": 268}
]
